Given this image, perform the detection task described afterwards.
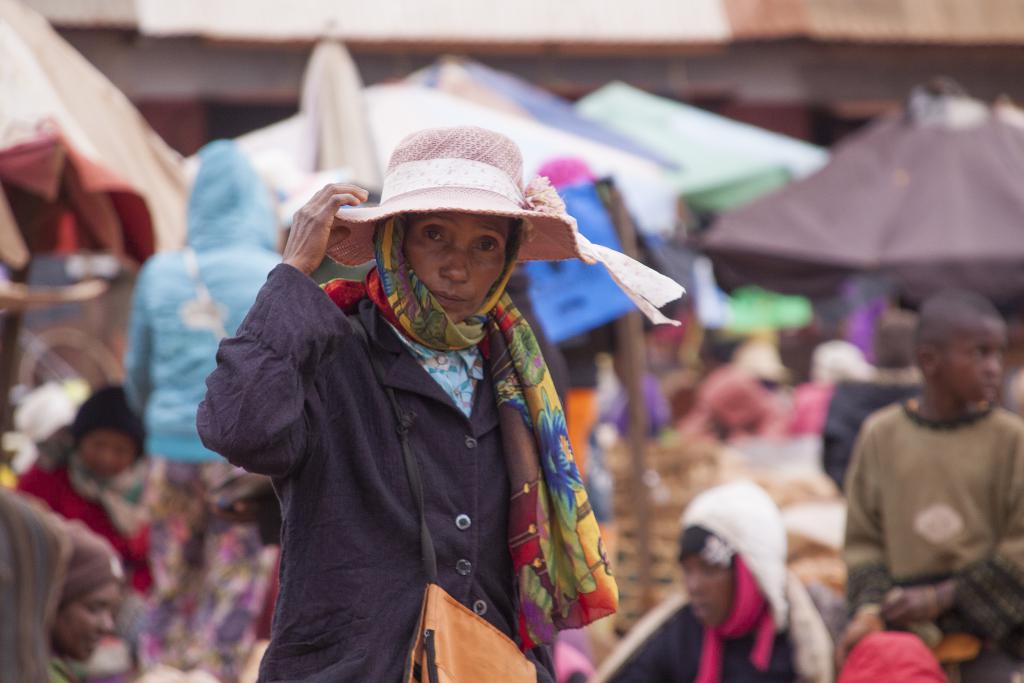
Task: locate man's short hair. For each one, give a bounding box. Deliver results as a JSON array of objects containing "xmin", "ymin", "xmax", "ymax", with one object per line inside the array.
[{"xmin": 915, "ymin": 289, "xmax": 1003, "ymax": 348}]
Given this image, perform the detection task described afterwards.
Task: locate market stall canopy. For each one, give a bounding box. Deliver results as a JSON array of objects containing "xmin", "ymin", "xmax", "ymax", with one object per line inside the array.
[
  {"xmin": 576, "ymin": 82, "xmax": 828, "ymax": 213},
  {"xmin": 232, "ymin": 40, "xmax": 377, "ymax": 216},
  {"xmin": 0, "ymin": 0, "xmax": 186, "ymax": 266},
  {"xmin": 409, "ymin": 58, "xmax": 674, "ymax": 168},
  {"xmin": 701, "ymin": 86, "xmax": 1024, "ymax": 306},
  {"xmin": 299, "ymin": 41, "xmax": 381, "ymax": 188},
  {"xmin": 0, "ymin": 130, "xmax": 155, "ymax": 265},
  {"xmin": 363, "ymin": 83, "xmax": 680, "ymax": 237}
]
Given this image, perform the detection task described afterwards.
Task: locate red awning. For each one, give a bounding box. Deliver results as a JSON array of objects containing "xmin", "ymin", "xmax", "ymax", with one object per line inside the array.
[{"xmin": 0, "ymin": 125, "xmax": 155, "ymax": 264}]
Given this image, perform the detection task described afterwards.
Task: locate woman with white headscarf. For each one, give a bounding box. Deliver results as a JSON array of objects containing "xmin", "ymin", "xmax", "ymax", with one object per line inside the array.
[{"xmin": 596, "ymin": 481, "xmax": 834, "ymax": 683}]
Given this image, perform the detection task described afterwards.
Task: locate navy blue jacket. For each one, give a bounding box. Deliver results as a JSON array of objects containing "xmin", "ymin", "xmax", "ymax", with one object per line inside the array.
[
  {"xmin": 608, "ymin": 605, "xmax": 795, "ymax": 683},
  {"xmin": 198, "ymin": 264, "xmax": 553, "ymax": 682}
]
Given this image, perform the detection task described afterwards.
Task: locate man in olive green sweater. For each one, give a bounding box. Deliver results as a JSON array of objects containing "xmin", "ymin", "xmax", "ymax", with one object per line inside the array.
[{"xmin": 840, "ymin": 290, "xmax": 1024, "ymax": 682}]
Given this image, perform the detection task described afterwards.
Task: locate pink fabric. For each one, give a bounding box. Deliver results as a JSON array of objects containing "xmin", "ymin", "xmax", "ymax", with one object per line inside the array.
[
  {"xmin": 558, "ymin": 628, "xmax": 593, "ymax": 662},
  {"xmin": 838, "ymin": 632, "xmax": 946, "ymax": 683},
  {"xmin": 536, "ymin": 157, "xmax": 596, "ymax": 190},
  {"xmin": 554, "ymin": 639, "xmax": 595, "ymax": 682},
  {"xmin": 696, "ymin": 556, "xmax": 776, "ymax": 683},
  {"xmin": 680, "ymin": 366, "xmax": 788, "ymax": 443},
  {"xmin": 787, "ymin": 381, "xmax": 836, "ymax": 436}
]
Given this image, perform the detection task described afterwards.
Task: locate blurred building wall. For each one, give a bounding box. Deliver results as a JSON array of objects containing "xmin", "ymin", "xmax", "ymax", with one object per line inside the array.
[{"xmin": 46, "ymin": 27, "xmax": 1024, "ymax": 154}]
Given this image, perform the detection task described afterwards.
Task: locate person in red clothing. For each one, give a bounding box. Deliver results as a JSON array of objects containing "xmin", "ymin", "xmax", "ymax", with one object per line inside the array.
[
  {"xmin": 18, "ymin": 386, "xmax": 151, "ymax": 594},
  {"xmin": 838, "ymin": 632, "xmax": 946, "ymax": 683}
]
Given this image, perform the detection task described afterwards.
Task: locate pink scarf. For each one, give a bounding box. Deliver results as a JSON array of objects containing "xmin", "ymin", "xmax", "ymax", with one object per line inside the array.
[{"xmin": 695, "ymin": 556, "xmax": 776, "ymax": 683}]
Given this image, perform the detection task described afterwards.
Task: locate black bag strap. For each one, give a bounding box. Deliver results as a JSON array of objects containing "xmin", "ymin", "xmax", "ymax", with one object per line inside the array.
[{"xmin": 346, "ymin": 314, "xmax": 438, "ymax": 583}]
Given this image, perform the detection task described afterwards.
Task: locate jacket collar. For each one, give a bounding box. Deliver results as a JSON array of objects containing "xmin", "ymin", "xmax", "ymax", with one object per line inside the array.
[{"xmin": 356, "ymin": 300, "xmax": 498, "ymax": 436}]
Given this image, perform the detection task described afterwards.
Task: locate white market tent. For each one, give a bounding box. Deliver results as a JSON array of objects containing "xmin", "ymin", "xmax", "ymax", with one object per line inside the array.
[
  {"xmin": 364, "ymin": 83, "xmax": 680, "ymax": 237},
  {"xmin": 228, "ymin": 41, "xmax": 379, "ymax": 223}
]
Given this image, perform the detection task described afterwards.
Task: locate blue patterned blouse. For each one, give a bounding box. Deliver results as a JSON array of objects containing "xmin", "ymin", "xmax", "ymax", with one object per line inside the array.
[{"xmin": 390, "ymin": 324, "xmax": 484, "ymax": 417}]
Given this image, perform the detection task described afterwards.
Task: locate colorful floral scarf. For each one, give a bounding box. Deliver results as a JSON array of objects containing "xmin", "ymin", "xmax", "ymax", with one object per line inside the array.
[
  {"xmin": 68, "ymin": 454, "xmax": 148, "ymax": 537},
  {"xmin": 326, "ymin": 217, "xmax": 618, "ymax": 648}
]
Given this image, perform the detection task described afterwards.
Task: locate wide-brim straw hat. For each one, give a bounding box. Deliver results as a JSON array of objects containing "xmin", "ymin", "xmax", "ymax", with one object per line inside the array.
[{"xmin": 327, "ymin": 125, "xmax": 684, "ymax": 324}]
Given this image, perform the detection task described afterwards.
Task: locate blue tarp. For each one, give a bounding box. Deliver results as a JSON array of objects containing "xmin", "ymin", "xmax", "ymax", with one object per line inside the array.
[
  {"xmin": 525, "ymin": 182, "xmax": 634, "ymax": 342},
  {"xmin": 417, "ymin": 60, "xmax": 677, "ymax": 169}
]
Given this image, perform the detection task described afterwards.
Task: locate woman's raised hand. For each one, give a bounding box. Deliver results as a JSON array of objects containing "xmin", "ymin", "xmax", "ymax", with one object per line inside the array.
[{"xmin": 283, "ymin": 183, "xmax": 369, "ymax": 276}]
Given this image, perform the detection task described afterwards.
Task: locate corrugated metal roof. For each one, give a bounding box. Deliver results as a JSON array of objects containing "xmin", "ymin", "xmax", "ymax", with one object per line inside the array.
[
  {"xmin": 727, "ymin": 0, "xmax": 1024, "ymax": 44},
  {"xmin": 725, "ymin": 0, "xmax": 808, "ymax": 39},
  {"xmin": 32, "ymin": 0, "xmax": 731, "ymax": 44},
  {"xmin": 27, "ymin": 0, "xmax": 1024, "ymax": 46},
  {"xmin": 18, "ymin": 0, "xmax": 136, "ymax": 28}
]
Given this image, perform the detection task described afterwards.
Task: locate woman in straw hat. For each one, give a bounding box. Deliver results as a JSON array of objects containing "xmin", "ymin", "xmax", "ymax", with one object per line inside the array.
[{"xmin": 198, "ymin": 125, "xmax": 682, "ymax": 681}]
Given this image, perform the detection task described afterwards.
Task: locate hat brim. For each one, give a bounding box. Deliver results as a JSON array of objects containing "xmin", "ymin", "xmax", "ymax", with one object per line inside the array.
[{"xmin": 325, "ymin": 187, "xmax": 580, "ymax": 266}]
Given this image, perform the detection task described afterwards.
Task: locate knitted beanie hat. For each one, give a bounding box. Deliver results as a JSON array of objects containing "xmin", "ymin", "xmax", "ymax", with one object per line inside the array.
[
  {"xmin": 70, "ymin": 386, "xmax": 145, "ymax": 457},
  {"xmin": 59, "ymin": 520, "xmax": 124, "ymax": 607}
]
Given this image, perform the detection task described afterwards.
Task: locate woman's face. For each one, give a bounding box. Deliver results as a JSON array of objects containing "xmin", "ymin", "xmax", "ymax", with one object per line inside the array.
[
  {"xmin": 78, "ymin": 429, "xmax": 136, "ymax": 479},
  {"xmin": 52, "ymin": 582, "xmax": 121, "ymax": 661},
  {"xmin": 681, "ymin": 555, "xmax": 735, "ymax": 627},
  {"xmin": 403, "ymin": 213, "xmax": 512, "ymax": 323}
]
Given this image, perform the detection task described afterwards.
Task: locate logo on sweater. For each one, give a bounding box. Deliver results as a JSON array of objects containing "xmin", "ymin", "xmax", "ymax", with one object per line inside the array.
[{"xmin": 913, "ymin": 503, "xmax": 964, "ymax": 545}]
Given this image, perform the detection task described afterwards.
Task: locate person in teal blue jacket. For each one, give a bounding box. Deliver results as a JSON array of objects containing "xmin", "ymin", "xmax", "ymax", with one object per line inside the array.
[{"xmin": 124, "ymin": 140, "xmax": 280, "ymax": 682}]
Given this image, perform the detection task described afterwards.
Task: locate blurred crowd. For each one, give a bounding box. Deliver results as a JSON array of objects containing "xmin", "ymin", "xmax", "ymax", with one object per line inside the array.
[{"xmin": 5, "ymin": 137, "xmax": 1024, "ymax": 683}]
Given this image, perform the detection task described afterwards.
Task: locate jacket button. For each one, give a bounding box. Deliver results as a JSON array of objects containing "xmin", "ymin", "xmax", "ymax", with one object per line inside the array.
[
  {"xmin": 473, "ymin": 599, "xmax": 488, "ymax": 616},
  {"xmin": 455, "ymin": 514, "xmax": 471, "ymax": 531},
  {"xmin": 456, "ymin": 559, "xmax": 472, "ymax": 576},
  {"xmin": 464, "ymin": 435, "xmax": 478, "ymax": 449}
]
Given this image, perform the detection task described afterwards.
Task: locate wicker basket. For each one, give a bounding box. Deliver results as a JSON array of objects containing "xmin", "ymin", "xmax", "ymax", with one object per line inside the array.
[{"xmin": 606, "ymin": 432, "xmax": 732, "ymax": 631}]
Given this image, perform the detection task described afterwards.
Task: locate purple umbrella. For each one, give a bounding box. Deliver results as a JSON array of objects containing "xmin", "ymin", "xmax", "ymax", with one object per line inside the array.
[{"xmin": 701, "ymin": 87, "xmax": 1024, "ymax": 306}]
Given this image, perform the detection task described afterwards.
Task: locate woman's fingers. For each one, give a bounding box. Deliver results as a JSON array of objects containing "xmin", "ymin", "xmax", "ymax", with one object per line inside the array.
[
  {"xmin": 324, "ymin": 183, "xmax": 368, "ymax": 203},
  {"xmin": 284, "ymin": 184, "xmax": 367, "ymax": 275},
  {"xmin": 304, "ymin": 184, "xmax": 367, "ymax": 215},
  {"xmin": 327, "ymin": 194, "xmax": 362, "ymax": 241},
  {"xmin": 331, "ymin": 193, "xmax": 364, "ymax": 209}
]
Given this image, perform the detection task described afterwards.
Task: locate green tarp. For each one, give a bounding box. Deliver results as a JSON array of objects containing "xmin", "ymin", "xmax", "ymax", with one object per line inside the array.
[
  {"xmin": 576, "ymin": 82, "xmax": 827, "ymax": 213},
  {"xmin": 726, "ymin": 287, "xmax": 813, "ymax": 333}
]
